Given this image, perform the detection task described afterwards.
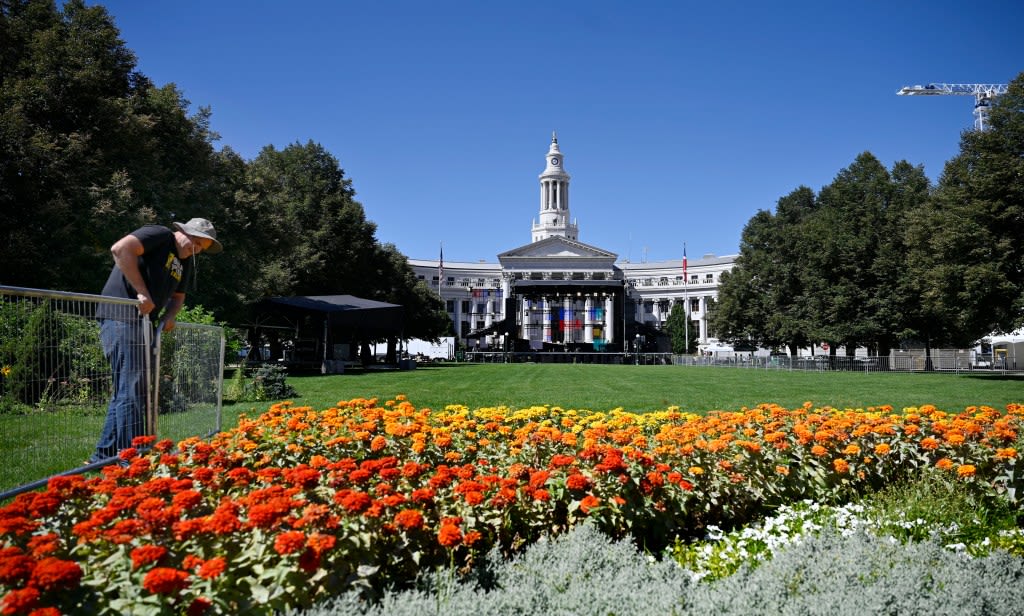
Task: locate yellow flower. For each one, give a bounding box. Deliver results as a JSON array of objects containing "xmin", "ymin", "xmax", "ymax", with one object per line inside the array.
[{"xmin": 0, "ymin": 365, "xmax": 10, "ymax": 377}]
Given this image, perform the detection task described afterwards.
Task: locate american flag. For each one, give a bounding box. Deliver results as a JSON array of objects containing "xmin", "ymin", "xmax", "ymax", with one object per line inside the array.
[
  {"xmin": 682, "ymin": 242, "xmax": 688, "ymax": 284},
  {"xmin": 438, "ymin": 243, "xmax": 444, "ymax": 293}
]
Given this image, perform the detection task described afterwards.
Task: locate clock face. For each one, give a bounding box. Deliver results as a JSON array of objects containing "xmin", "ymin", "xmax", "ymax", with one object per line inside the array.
[{"xmin": 551, "ymin": 157, "xmax": 559, "ymax": 166}]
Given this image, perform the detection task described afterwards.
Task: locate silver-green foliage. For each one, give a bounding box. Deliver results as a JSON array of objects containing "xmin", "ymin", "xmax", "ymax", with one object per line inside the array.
[{"xmin": 295, "ymin": 522, "xmax": 1024, "ymax": 616}]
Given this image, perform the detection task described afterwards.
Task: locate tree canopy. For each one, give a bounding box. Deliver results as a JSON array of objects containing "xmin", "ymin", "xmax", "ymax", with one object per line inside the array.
[{"xmin": 0, "ymin": 0, "xmax": 451, "ymax": 344}]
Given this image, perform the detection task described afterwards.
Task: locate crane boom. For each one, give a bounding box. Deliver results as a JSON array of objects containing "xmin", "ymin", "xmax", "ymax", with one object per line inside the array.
[{"xmin": 897, "ymin": 82, "xmax": 1009, "ymax": 131}]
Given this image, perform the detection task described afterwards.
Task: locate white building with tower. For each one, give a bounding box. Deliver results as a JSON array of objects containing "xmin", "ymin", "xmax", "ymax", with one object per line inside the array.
[{"xmin": 408, "ymin": 134, "xmax": 736, "ymax": 357}]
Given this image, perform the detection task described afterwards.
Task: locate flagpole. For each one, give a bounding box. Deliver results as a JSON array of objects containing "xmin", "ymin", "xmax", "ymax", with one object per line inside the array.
[
  {"xmin": 438, "ymin": 242, "xmax": 444, "ymax": 295},
  {"xmin": 683, "ymin": 242, "xmax": 689, "ymax": 355}
]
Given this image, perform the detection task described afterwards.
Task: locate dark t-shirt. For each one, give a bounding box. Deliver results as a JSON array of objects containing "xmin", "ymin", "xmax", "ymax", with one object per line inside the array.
[{"xmin": 98, "ymin": 225, "xmax": 193, "ymax": 320}]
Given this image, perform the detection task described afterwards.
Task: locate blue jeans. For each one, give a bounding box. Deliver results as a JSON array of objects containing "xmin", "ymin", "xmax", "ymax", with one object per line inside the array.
[{"xmin": 91, "ymin": 319, "xmax": 148, "ymax": 462}]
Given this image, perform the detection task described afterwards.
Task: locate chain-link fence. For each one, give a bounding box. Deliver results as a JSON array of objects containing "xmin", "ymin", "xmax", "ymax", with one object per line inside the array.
[{"xmin": 0, "ymin": 286, "xmax": 224, "ymax": 499}]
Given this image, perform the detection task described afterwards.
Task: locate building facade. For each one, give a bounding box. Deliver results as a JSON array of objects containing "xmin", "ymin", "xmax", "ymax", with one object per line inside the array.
[{"xmin": 408, "ymin": 134, "xmax": 737, "ymax": 353}]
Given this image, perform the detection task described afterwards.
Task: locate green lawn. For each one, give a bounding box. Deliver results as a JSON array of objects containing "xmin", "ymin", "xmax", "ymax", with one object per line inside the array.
[{"xmin": 224, "ymin": 363, "xmax": 1024, "ymax": 422}]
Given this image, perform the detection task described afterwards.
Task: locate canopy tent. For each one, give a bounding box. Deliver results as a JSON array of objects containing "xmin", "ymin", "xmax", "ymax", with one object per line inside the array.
[
  {"xmin": 255, "ymin": 295, "xmax": 404, "ymax": 338},
  {"xmin": 248, "ymin": 295, "xmax": 404, "ymax": 370}
]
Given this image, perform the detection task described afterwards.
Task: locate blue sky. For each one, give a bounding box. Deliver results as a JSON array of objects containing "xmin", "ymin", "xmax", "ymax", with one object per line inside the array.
[{"xmin": 93, "ymin": 0, "xmax": 1022, "ymax": 264}]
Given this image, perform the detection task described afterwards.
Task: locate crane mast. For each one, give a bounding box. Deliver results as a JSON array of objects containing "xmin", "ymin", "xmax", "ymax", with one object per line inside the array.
[{"xmin": 897, "ymin": 83, "xmax": 1009, "ymax": 131}]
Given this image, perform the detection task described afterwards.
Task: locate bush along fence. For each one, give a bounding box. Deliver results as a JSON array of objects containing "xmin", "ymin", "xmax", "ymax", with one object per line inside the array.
[
  {"xmin": 0, "ymin": 286, "xmax": 225, "ymax": 500},
  {"xmin": 0, "ymin": 397, "xmax": 1022, "ymax": 614}
]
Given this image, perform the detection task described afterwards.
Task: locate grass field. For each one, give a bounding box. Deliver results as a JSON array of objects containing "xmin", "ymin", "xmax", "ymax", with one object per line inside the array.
[{"xmin": 223, "ymin": 363, "xmax": 1024, "ymax": 422}]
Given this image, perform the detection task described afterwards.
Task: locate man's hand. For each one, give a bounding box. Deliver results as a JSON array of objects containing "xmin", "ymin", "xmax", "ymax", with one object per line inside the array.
[
  {"xmin": 162, "ymin": 317, "xmax": 177, "ymax": 333},
  {"xmin": 137, "ymin": 293, "xmax": 155, "ymax": 315}
]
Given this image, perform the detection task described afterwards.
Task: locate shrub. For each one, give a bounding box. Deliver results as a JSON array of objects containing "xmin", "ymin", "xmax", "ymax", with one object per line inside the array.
[{"xmin": 227, "ymin": 364, "xmax": 297, "ymax": 402}]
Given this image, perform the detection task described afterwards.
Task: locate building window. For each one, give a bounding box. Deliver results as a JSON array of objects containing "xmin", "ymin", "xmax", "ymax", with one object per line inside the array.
[
  {"xmin": 476, "ymin": 303, "xmax": 485, "ymax": 314},
  {"xmin": 592, "ymin": 272, "xmax": 606, "ymax": 280},
  {"xmin": 644, "ymin": 301, "xmax": 654, "ymax": 313},
  {"xmin": 690, "ymin": 274, "xmax": 698, "ymax": 283},
  {"xmin": 461, "ymin": 300, "xmax": 470, "ymax": 313},
  {"xmin": 446, "ymin": 300, "xmax": 455, "ymax": 312},
  {"xmin": 690, "ymin": 298, "xmax": 700, "ymax": 313}
]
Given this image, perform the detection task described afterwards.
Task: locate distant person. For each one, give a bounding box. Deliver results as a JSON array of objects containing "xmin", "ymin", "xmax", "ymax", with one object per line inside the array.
[{"xmin": 88, "ymin": 218, "xmax": 223, "ymax": 464}]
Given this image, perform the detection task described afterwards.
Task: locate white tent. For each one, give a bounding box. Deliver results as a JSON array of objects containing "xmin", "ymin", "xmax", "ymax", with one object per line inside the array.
[{"xmin": 984, "ymin": 329, "xmax": 1023, "ymax": 370}]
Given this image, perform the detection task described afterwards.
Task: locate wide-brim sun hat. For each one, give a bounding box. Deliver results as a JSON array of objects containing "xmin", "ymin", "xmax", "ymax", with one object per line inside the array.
[{"xmin": 173, "ymin": 217, "xmax": 223, "ymax": 254}]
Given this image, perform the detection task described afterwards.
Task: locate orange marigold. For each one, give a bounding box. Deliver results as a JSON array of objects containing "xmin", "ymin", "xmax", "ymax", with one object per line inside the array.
[
  {"xmin": 873, "ymin": 443, "xmax": 891, "ymax": 456},
  {"xmin": 956, "ymin": 464, "xmax": 976, "ymax": 478},
  {"xmin": 832, "ymin": 459, "xmax": 850, "ymax": 474},
  {"xmin": 811, "ymin": 445, "xmax": 827, "ymax": 457},
  {"xmin": 935, "ymin": 458, "xmax": 954, "ymax": 470},
  {"xmin": 920, "ymin": 437, "xmax": 941, "ymax": 450},
  {"xmin": 996, "ymin": 447, "xmax": 1017, "ymax": 460}
]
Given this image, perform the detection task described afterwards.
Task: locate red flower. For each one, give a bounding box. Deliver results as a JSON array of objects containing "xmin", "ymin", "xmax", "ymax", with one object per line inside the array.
[
  {"xmin": 307, "ymin": 533, "xmax": 337, "ymax": 556},
  {"xmin": 142, "ymin": 567, "xmax": 190, "ymax": 595},
  {"xmin": 187, "ymin": 597, "xmax": 213, "ymax": 616},
  {"xmin": 1, "ymin": 586, "xmax": 40, "ymax": 614},
  {"xmin": 410, "ymin": 488, "xmax": 435, "ymax": 503},
  {"xmin": 226, "ymin": 468, "xmax": 255, "ymax": 487},
  {"xmin": 131, "ymin": 545, "xmax": 168, "ymax": 570},
  {"xmin": 394, "ymin": 509, "xmax": 424, "ymax": 531},
  {"xmin": 283, "ymin": 465, "xmax": 321, "ymax": 489},
  {"xmin": 298, "ymin": 547, "xmax": 320, "ymax": 573},
  {"xmin": 26, "ymin": 534, "xmax": 59, "ymax": 558},
  {"xmin": 172, "ymin": 490, "xmax": 203, "ymax": 510},
  {"xmin": 579, "ymin": 495, "xmax": 601, "ymax": 514},
  {"xmin": 274, "ymin": 531, "xmax": 307, "ymax": 555},
  {"xmin": 549, "ymin": 454, "xmax": 576, "ymax": 468},
  {"xmin": 205, "ymin": 502, "xmax": 242, "ymax": 535},
  {"xmin": 347, "ymin": 469, "xmax": 373, "ymax": 484},
  {"xmin": 437, "ymin": 523, "xmax": 462, "ymax": 547},
  {"xmin": 28, "ymin": 557, "xmax": 82, "ymax": 591},
  {"xmin": 198, "ymin": 557, "xmax": 226, "ymax": 580},
  {"xmin": 27, "ymin": 493, "xmax": 61, "ymax": 519},
  {"xmin": 464, "ymin": 530, "xmax": 483, "ymax": 546},
  {"xmin": 565, "ymin": 473, "xmax": 590, "ymax": 491},
  {"xmin": 529, "ymin": 470, "xmax": 550, "ymax": 490},
  {"xmin": 0, "ymin": 549, "xmax": 33, "ymax": 585},
  {"xmin": 334, "ymin": 490, "xmax": 372, "ymax": 514}
]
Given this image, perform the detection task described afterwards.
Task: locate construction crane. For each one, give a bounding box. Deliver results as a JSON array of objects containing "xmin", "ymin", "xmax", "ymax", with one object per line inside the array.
[{"xmin": 897, "ymin": 83, "xmax": 1009, "ymax": 131}]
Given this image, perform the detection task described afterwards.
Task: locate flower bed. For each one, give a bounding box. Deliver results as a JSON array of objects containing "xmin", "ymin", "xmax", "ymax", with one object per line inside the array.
[{"xmin": 2, "ymin": 398, "xmax": 1022, "ymax": 614}]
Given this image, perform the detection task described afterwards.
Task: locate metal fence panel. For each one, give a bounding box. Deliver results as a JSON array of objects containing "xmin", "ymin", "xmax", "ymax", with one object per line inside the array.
[
  {"xmin": 1, "ymin": 286, "xmax": 223, "ymax": 499},
  {"xmin": 155, "ymin": 322, "xmax": 224, "ymax": 444}
]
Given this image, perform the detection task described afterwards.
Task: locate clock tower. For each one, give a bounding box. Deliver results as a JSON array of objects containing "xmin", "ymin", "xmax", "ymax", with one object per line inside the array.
[{"xmin": 532, "ymin": 132, "xmax": 578, "ymax": 242}]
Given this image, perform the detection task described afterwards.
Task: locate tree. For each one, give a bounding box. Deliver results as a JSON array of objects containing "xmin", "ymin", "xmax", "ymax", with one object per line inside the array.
[
  {"xmin": 709, "ymin": 187, "xmax": 816, "ymax": 355},
  {"xmin": 0, "ymin": 0, "xmax": 225, "ymax": 294},
  {"xmin": 665, "ymin": 301, "xmax": 697, "ymax": 354},
  {"xmin": 235, "ymin": 141, "xmax": 381, "ymax": 303},
  {"xmin": 907, "ymin": 72, "xmax": 1024, "ymax": 342}
]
